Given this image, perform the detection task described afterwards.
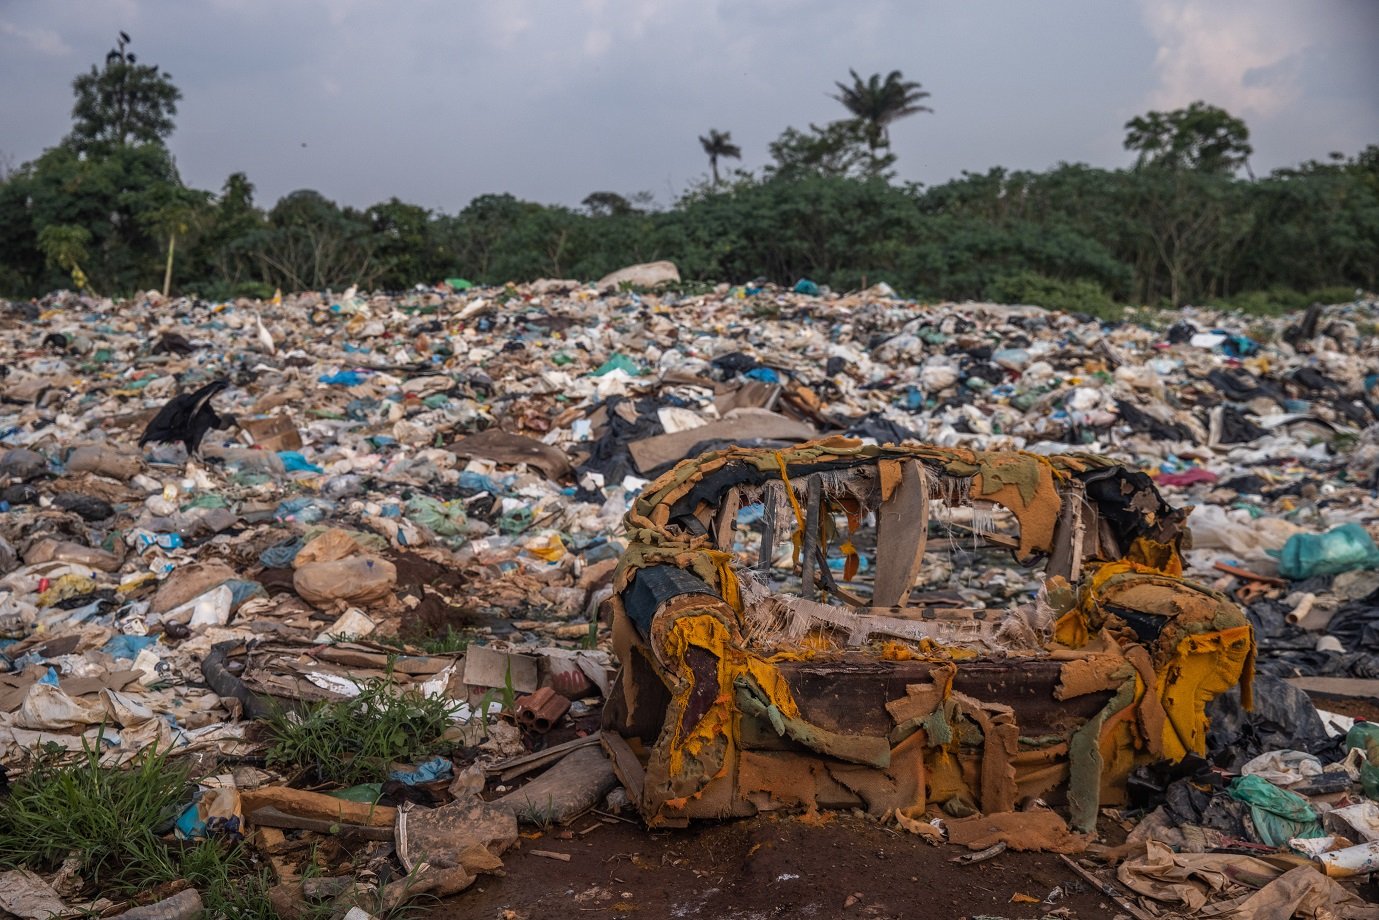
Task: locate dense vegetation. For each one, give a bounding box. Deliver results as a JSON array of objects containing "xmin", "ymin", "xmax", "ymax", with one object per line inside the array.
[{"xmin": 1, "ymin": 36, "xmax": 1375, "ymax": 314}]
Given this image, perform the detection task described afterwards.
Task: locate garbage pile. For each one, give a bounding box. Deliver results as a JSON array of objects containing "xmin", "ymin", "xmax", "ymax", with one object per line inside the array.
[{"xmin": 0, "ymin": 274, "xmax": 1376, "ymax": 917}]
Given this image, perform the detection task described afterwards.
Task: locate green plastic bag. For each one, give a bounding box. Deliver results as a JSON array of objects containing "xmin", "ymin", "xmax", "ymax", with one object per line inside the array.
[
  {"xmin": 591, "ymin": 353, "xmax": 642, "ymax": 377},
  {"xmin": 1273, "ymin": 523, "xmax": 1379, "ymax": 579},
  {"xmin": 1227, "ymin": 774, "xmax": 1324, "ymax": 847},
  {"xmin": 405, "ymin": 495, "xmax": 467, "ymax": 537},
  {"xmin": 1348, "ymin": 723, "xmax": 1379, "ymax": 801}
]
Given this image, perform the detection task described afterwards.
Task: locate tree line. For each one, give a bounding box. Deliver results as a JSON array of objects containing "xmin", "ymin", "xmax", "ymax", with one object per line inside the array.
[{"xmin": 1, "ymin": 35, "xmax": 1375, "ymax": 314}]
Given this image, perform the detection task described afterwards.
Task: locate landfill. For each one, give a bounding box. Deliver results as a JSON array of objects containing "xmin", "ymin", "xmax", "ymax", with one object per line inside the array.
[{"xmin": 0, "ymin": 273, "xmax": 1377, "ymax": 918}]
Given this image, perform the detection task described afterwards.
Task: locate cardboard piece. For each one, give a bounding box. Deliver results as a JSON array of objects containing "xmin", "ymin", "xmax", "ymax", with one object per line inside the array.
[
  {"xmin": 462, "ymin": 644, "xmax": 539, "ymax": 693},
  {"xmin": 450, "ymin": 429, "xmax": 572, "ymax": 480},
  {"xmin": 240, "ymin": 415, "xmax": 303, "ymax": 452}
]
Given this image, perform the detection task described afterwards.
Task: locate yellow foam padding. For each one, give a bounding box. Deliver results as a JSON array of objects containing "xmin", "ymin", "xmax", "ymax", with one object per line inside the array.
[
  {"xmin": 1055, "ymin": 558, "xmax": 1196, "ymax": 649},
  {"xmin": 1053, "ymin": 606, "xmax": 1091, "ymax": 649},
  {"xmin": 1126, "ymin": 536, "xmax": 1183, "ymax": 576},
  {"xmin": 1096, "ymin": 673, "xmax": 1148, "ymax": 806},
  {"xmin": 1055, "ymin": 560, "xmax": 1255, "ymax": 764},
  {"xmin": 1157, "ymin": 624, "xmax": 1254, "ymax": 760},
  {"xmin": 702, "ymin": 548, "xmax": 743, "ymax": 614},
  {"xmin": 659, "ymin": 613, "xmax": 802, "ymax": 778}
]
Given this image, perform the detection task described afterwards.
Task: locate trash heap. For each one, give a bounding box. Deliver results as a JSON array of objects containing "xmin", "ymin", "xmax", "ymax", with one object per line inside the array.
[{"xmin": 0, "ymin": 273, "xmax": 1376, "ymax": 917}]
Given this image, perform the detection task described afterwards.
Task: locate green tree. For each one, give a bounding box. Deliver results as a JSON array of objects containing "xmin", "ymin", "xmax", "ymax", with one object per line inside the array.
[
  {"xmin": 141, "ymin": 184, "xmax": 209, "ymax": 296},
  {"xmin": 698, "ymin": 129, "xmax": 742, "ymax": 187},
  {"xmin": 248, "ymin": 190, "xmax": 379, "ymax": 291},
  {"xmin": 68, "ymin": 33, "xmax": 181, "ymax": 155},
  {"xmin": 367, "ymin": 197, "xmax": 450, "ymax": 288},
  {"xmin": 0, "ymin": 143, "xmax": 187, "ymax": 294},
  {"xmin": 830, "ymin": 69, "xmax": 931, "ymax": 165},
  {"xmin": 582, "ymin": 191, "xmax": 639, "ymax": 217},
  {"xmin": 765, "ymin": 121, "xmax": 893, "ymax": 181},
  {"xmin": 37, "ymin": 224, "xmax": 93, "ymax": 292},
  {"xmin": 450, "ymin": 193, "xmax": 526, "ymax": 280},
  {"xmin": 0, "ymin": 35, "xmax": 193, "ymax": 295},
  {"xmin": 1123, "ymin": 101, "xmax": 1252, "ymax": 175},
  {"xmin": 186, "ymin": 172, "xmax": 269, "ymax": 294}
]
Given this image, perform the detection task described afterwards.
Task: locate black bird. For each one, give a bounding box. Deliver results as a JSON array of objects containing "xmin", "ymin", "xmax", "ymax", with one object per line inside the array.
[
  {"xmin": 151, "ymin": 332, "xmax": 196, "ymax": 356},
  {"xmin": 139, "ymin": 380, "xmax": 234, "ymax": 454}
]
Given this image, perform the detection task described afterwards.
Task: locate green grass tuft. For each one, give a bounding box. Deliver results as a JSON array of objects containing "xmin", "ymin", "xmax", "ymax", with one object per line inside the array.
[
  {"xmin": 264, "ymin": 676, "xmax": 463, "ymax": 786},
  {"xmin": 175, "ymin": 840, "xmax": 282, "ymax": 920},
  {"xmin": 0, "ymin": 741, "xmax": 188, "ymax": 889}
]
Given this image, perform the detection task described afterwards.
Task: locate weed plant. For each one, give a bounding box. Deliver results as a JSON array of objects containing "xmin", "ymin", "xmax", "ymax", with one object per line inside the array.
[
  {"xmin": 264, "ymin": 676, "xmax": 463, "ymax": 786},
  {"xmin": 0, "ymin": 742, "xmax": 187, "ymax": 887}
]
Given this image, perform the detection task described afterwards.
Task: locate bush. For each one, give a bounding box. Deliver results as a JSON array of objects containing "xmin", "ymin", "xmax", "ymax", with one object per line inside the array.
[{"xmin": 986, "ymin": 271, "xmax": 1123, "ymax": 319}]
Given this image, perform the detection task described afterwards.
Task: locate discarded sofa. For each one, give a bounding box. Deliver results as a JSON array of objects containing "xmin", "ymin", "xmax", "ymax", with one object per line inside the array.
[{"xmin": 601, "ymin": 438, "xmax": 1254, "ymax": 831}]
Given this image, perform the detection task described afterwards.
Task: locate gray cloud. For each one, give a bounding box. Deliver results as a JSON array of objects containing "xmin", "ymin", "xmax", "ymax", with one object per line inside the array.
[{"xmin": 1, "ymin": 0, "xmax": 1375, "ymax": 211}]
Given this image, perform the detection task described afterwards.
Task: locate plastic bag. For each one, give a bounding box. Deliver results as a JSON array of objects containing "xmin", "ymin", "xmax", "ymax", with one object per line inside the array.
[
  {"xmin": 1240, "ymin": 750, "xmax": 1324, "ymax": 787},
  {"xmin": 1188, "ymin": 504, "xmax": 1300, "ymax": 563},
  {"xmin": 277, "ymin": 451, "xmax": 323, "ymax": 473},
  {"xmin": 1228, "ymin": 774, "xmax": 1325, "ymax": 847},
  {"xmin": 1274, "ymin": 523, "xmax": 1379, "ymax": 579},
  {"xmin": 259, "ymin": 538, "xmax": 302, "ymax": 568},
  {"xmin": 293, "ymin": 528, "xmax": 365, "ymax": 568},
  {"xmin": 405, "ymin": 495, "xmax": 467, "ymax": 537},
  {"xmin": 318, "ymin": 370, "xmax": 368, "ymax": 386},
  {"xmin": 293, "ymin": 555, "xmax": 397, "ymax": 607}
]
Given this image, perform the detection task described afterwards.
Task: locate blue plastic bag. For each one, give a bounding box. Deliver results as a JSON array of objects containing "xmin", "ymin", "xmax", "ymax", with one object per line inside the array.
[
  {"xmin": 102, "ymin": 635, "xmax": 159, "ymax": 660},
  {"xmin": 388, "ymin": 756, "xmax": 453, "ymax": 786},
  {"xmin": 319, "ymin": 370, "xmax": 367, "ymax": 386},
  {"xmin": 745, "ymin": 367, "xmax": 781, "ymax": 384},
  {"xmin": 278, "ymin": 451, "xmax": 323, "ymax": 473},
  {"xmin": 259, "ymin": 538, "xmax": 302, "ymax": 568}
]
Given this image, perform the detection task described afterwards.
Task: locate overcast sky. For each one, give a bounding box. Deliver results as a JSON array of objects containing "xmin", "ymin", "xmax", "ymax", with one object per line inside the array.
[{"xmin": 2, "ymin": 1, "xmax": 1376, "ymax": 213}]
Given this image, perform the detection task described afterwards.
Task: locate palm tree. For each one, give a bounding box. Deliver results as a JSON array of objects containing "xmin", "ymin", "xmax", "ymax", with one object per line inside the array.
[
  {"xmin": 699, "ymin": 129, "xmax": 742, "ymax": 187},
  {"xmin": 831, "ymin": 69, "xmax": 932, "ymax": 161}
]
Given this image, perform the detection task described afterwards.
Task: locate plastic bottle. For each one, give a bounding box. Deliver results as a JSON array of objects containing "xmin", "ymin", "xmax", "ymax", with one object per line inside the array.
[{"xmin": 1316, "ymin": 840, "xmax": 1379, "ymax": 878}]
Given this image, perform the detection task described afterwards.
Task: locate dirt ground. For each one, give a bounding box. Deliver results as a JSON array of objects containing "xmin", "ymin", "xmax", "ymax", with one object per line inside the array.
[
  {"xmin": 418, "ymin": 693, "xmax": 1379, "ymax": 919},
  {"xmin": 434, "ymin": 812, "xmax": 1115, "ymax": 920},
  {"xmin": 1303, "ymin": 691, "xmax": 1379, "ymax": 724}
]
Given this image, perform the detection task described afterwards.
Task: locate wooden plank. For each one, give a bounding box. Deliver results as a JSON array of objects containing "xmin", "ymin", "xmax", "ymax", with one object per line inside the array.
[
  {"xmin": 627, "ymin": 413, "xmax": 815, "ymax": 473},
  {"xmin": 872, "ymin": 460, "xmax": 929, "ymax": 606},
  {"xmin": 712, "ymin": 487, "xmax": 741, "ymax": 550},
  {"xmin": 240, "ymin": 787, "xmax": 396, "ymax": 827},
  {"xmin": 758, "ymin": 483, "xmax": 778, "ymax": 574},
  {"xmin": 490, "ymin": 732, "xmax": 602, "ymax": 782},
  {"xmin": 772, "ymin": 657, "xmax": 1111, "ymax": 737},
  {"xmin": 247, "ymin": 806, "xmax": 394, "ymax": 840},
  {"xmin": 800, "ymin": 475, "xmax": 822, "ymax": 600},
  {"xmin": 601, "ymin": 731, "xmax": 646, "ymax": 807},
  {"xmin": 1046, "ymin": 483, "xmax": 1085, "ymax": 582}
]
